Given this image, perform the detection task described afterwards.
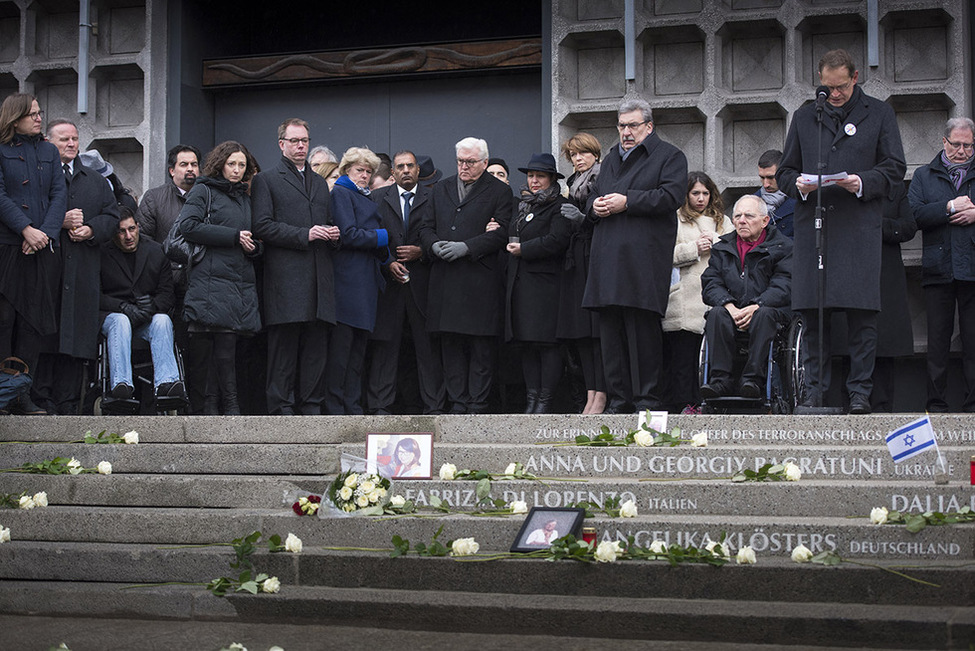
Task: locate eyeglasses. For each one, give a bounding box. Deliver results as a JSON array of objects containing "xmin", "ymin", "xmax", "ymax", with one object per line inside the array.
[
  {"xmin": 457, "ymin": 158, "xmax": 483, "ymax": 168},
  {"xmin": 280, "ymin": 137, "xmax": 309, "ymax": 145},
  {"xmin": 24, "ymin": 110, "xmax": 43, "ymax": 121},
  {"xmin": 824, "ymin": 79, "xmax": 853, "ymax": 94},
  {"xmin": 945, "ymin": 138, "xmax": 975, "ymax": 152},
  {"xmin": 617, "ymin": 120, "xmax": 648, "ymax": 131}
]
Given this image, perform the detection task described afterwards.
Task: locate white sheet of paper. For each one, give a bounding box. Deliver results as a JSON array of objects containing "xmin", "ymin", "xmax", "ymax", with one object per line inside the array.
[
  {"xmin": 799, "ymin": 172, "xmax": 848, "ymax": 187},
  {"xmin": 637, "ymin": 410, "xmax": 668, "ymax": 432}
]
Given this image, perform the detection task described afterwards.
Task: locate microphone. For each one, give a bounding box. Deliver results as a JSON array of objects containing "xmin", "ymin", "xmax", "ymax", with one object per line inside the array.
[{"xmin": 816, "ymin": 86, "xmax": 829, "ymax": 110}]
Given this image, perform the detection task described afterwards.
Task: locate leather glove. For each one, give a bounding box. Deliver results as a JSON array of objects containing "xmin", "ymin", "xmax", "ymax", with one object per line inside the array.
[
  {"xmin": 560, "ymin": 203, "xmax": 585, "ymax": 224},
  {"xmin": 431, "ymin": 241, "xmax": 448, "ymax": 259},
  {"xmin": 119, "ymin": 302, "xmax": 150, "ymax": 328},
  {"xmin": 134, "ymin": 295, "xmax": 154, "ymax": 313},
  {"xmin": 439, "ymin": 241, "xmax": 469, "ymax": 262}
]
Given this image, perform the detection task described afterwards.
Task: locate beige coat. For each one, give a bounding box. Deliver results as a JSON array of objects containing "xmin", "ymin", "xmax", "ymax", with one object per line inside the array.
[{"xmin": 663, "ymin": 212, "xmax": 732, "ymax": 334}]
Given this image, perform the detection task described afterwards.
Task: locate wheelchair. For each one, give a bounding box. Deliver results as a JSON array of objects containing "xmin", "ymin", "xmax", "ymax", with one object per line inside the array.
[
  {"xmin": 698, "ymin": 312, "xmax": 805, "ymax": 414},
  {"xmin": 87, "ymin": 333, "xmax": 188, "ymax": 415}
]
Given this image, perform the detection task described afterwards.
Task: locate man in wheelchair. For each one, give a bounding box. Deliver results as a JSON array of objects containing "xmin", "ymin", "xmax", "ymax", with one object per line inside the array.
[
  {"xmin": 700, "ymin": 195, "xmax": 793, "ymax": 399},
  {"xmin": 99, "ymin": 210, "xmax": 185, "ymax": 402}
]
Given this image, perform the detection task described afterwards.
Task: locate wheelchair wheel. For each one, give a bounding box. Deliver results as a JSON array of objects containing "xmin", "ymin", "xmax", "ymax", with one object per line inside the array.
[
  {"xmin": 782, "ymin": 314, "xmax": 804, "ymax": 412},
  {"xmin": 92, "ymin": 395, "xmax": 103, "ymax": 416}
]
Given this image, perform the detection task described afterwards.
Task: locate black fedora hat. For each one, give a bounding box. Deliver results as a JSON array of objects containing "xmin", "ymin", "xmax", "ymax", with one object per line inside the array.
[
  {"xmin": 417, "ymin": 155, "xmax": 442, "ymax": 184},
  {"xmin": 517, "ymin": 152, "xmax": 564, "ymax": 180}
]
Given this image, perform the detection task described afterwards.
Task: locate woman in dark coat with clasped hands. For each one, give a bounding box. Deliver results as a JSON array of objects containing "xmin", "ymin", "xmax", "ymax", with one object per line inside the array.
[
  {"xmin": 494, "ymin": 153, "xmax": 571, "ymax": 413},
  {"xmin": 180, "ymin": 141, "xmax": 262, "ymax": 415},
  {"xmin": 0, "ymin": 93, "xmax": 66, "ymax": 414}
]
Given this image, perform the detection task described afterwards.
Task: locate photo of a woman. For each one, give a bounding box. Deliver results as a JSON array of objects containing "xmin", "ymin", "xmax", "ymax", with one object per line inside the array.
[{"xmin": 392, "ymin": 437, "xmax": 424, "ymax": 478}]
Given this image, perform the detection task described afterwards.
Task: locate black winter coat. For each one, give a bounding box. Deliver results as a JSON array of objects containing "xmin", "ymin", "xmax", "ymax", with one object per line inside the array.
[
  {"xmin": 556, "ymin": 169, "xmax": 599, "ymax": 340},
  {"xmin": 505, "ymin": 192, "xmax": 572, "ymax": 342},
  {"xmin": 179, "ymin": 176, "xmax": 261, "ymax": 334},
  {"xmin": 701, "ymin": 226, "xmax": 793, "ymax": 311},
  {"xmin": 583, "ymin": 132, "xmax": 687, "ymax": 315},
  {"xmin": 777, "ymin": 88, "xmax": 906, "ymax": 311},
  {"xmin": 251, "ymin": 157, "xmax": 336, "ymax": 326},
  {"xmin": 908, "ymin": 152, "xmax": 975, "ymax": 286},
  {"xmin": 370, "ymin": 182, "xmax": 434, "ymax": 341},
  {"xmin": 420, "ymin": 172, "xmax": 514, "ymax": 336},
  {"xmin": 55, "ymin": 163, "xmax": 120, "ymax": 359},
  {"xmin": 99, "ymin": 237, "xmax": 175, "ymax": 325}
]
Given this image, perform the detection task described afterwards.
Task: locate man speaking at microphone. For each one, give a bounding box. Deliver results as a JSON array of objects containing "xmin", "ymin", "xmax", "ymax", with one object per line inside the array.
[{"xmin": 777, "ymin": 49, "xmax": 905, "ymax": 413}]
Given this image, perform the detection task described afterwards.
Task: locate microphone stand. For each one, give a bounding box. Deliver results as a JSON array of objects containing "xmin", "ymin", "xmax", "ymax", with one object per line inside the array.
[{"xmin": 799, "ymin": 93, "xmax": 843, "ymax": 415}]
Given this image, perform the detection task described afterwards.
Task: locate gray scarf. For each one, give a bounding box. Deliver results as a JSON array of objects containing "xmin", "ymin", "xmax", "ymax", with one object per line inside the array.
[{"xmin": 759, "ymin": 187, "xmax": 787, "ymax": 218}]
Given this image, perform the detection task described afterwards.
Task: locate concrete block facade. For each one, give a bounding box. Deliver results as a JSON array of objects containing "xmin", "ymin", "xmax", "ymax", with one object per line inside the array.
[{"xmin": 0, "ymin": 0, "xmax": 167, "ymax": 198}]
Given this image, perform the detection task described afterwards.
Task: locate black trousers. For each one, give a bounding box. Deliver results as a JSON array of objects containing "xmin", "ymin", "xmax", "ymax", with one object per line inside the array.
[
  {"xmin": 704, "ymin": 306, "xmax": 787, "ymax": 390},
  {"xmin": 801, "ymin": 308, "xmax": 877, "ymax": 402},
  {"xmin": 0, "ymin": 295, "xmax": 43, "ymax": 373},
  {"xmin": 441, "ymin": 333, "xmax": 496, "ymax": 414},
  {"xmin": 924, "ymin": 280, "xmax": 975, "ymax": 411},
  {"xmin": 366, "ymin": 295, "xmax": 445, "ymax": 415},
  {"xmin": 597, "ymin": 306, "xmax": 663, "ymax": 412},
  {"xmin": 266, "ymin": 320, "xmax": 329, "ymax": 415},
  {"xmin": 32, "ymin": 352, "xmax": 85, "ymax": 414},
  {"xmin": 662, "ymin": 329, "xmax": 702, "ymax": 410},
  {"xmin": 520, "ymin": 342, "xmax": 562, "ymax": 394},
  {"xmin": 323, "ymin": 322, "xmax": 368, "ymax": 415}
]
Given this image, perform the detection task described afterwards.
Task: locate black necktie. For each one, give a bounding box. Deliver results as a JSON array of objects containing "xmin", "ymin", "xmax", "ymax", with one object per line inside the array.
[
  {"xmin": 402, "ymin": 191, "xmax": 413, "ymax": 230},
  {"xmin": 63, "ymin": 163, "xmax": 71, "ymax": 184}
]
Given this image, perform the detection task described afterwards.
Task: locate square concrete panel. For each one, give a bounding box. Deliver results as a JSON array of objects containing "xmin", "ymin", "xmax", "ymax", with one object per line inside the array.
[
  {"xmin": 108, "ymin": 6, "xmax": 146, "ymax": 55},
  {"xmin": 723, "ymin": 118, "xmax": 784, "ymax": 174},
  {"xmin": 729, "ymin": 36, "xmax": 783, "ymax": 91},
  {"xmin": 893, "ymin": 27, "xmax": 948, "ymax": 83},
  {"xmin": 656, "ymin": 122, "xmax": 704, "ymax": 173},
  {"xmin": 808, "ymin": 33, "xmax": 866, "ymax": 85},
  {"xmin": 35, "ymin": 11, "xmax": 76, "ymax": 59},
  {"xmin": 0, "ymin": 17, "xmax": 18, "ymax": 63},
  {"xmin": 650, "ymin": 0, "xmax": 703, "ymax": 15},
  {"xmin": 35, "ymin": 81, "xmax": 76, "ymax": 124},
  {"xmin": 895, "ymin": 109, "xmax": 947, "ymax": 170},
  {"xmin": 577, "ymin": 47, "xmax": 625, "ymax": 100},
  {"xmin": 651, "ymin": 41, "xmax": 704, "ymax": 95},
  {"xmin": 577, "ymin": 0, "xmax": 623, "ymax": 20},
  {"xmin": 98, "ymin": 77, "xmax": 144, "ymax": 127}
]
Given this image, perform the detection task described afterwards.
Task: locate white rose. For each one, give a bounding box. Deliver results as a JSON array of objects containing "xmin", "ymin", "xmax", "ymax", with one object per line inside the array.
[
  {"xmin": 504, "ymin": 462, "xmax": 517, "ymax": 475},
  {"xmin": 343, "ymin": 473, "xmax": 358, "ymax": 488},
  {"xmin": 389, "ymin": 495, "xmax": 406, "ymax": 508},
  {"xmin": 439, "ymin": 463, "xmax": 457, "ymax": 481},
  {"xmin": 691, "ymin": 432, "xmax": 708, "ymax": 448},
  {"xmin": 784, "ymin": 462, "xmax": 801, "ymax": 482},
  {"xmin": 509, "ymin": 500, "xmax": 528, "ymax": 514},
  {"xmin": 0, "ymin": 525, "xmax": 9, "ymax": 543},
  {"xmin": 269, "ymin": 647, "xmax": 285, "ymax": 651},
  {"xmin": 97, "ymin": 461, "xmax": 112, "ymax": 475},
  {"xmin": 791, "ymin": 544, "xmax": 814, "ymax": 563},
  {"xmin": 735, "ymin": 545, "xmax": 757, "ymax": 565},
  {"xmin": 261, "ymin": 576, "xmax": 280, "ymax": 593},
  {"xmin": 870, "ymin": 506, "xmax": 889, "ymax": 525},
  {"xmin": 649, "ymin": 540, "xmax": 667, "ymax": 554},
  {"xmin": 594, "ymin": 540, "xmax": 622, "ymax": 563},
  {"xmin": 67, "ymin": 457, "xmax": 82, "ymax": 469},
  {"xmin": 633, "ymin": 431, "xmax": 653, "ymax": 447},
  {"xmin": 284, "ymin": 533, "xmax": 302, "ymax": 554},
  {"xmin": 32, "ymin": 492, "xmax": 48, "ymax": 508},
  {"xmin": 705, "ymin": 540, "xmax": 729, "ymax": 559},
  {"xmin": 18, "ymin": 495, "xmax": 35, "ymax": 510},
  {"xmin": 376, "ymin": 487, "xmax": 387, "ymax": 498},
  {"xmin": 228, "ymin": 644, "xmax": 247, "ymax": 651},
  {"xmin": 359, "ymin": 480, "xmax": 375, "ymax": 493},
  {"xmin": 355, "ymin": 495, "xmax": 370, "ymax": 508},
  {"xmin": 123, "ymin": 430, "xmax": 139, "ymax": 444},
  {"xmin": 450, "ymin": 537, "xmax": 479, "ymax": 556},
  {"xmin": 619, "ymin": 499, "xmax": 638, "ymax": 518},
  {"xmin": 339, "ymin": 486, "xmax": 353, "ymax": 501},
  {"xmin": 366, "ymin": 490, "xmax": 381, "ymax": 503}
]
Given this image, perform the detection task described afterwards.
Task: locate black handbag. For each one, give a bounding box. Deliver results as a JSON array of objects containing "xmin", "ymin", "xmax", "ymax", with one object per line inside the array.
[{"xmin": 164, "ymin": 185, "xmax": 211, "ymax": 266}]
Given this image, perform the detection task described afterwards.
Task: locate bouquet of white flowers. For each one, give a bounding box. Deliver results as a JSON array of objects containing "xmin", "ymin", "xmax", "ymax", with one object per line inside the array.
[{"xmin": 327, "ymin": 470, "xmax": 390, "ymax": 515}]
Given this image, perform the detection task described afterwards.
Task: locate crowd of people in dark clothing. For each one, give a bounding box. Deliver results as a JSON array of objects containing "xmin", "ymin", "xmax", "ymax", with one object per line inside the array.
[{"xmin": 2, "ymin": 52, "xmax": 974, "ymax": 416}]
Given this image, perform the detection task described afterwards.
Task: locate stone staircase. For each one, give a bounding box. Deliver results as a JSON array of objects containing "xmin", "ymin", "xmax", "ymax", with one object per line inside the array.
[{"xmin": 0, "ymin": 414, "xmax": 973, "ymax": 649}]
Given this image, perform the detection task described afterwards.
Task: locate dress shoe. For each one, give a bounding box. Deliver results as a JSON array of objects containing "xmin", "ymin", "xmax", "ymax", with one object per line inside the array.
[
  {"xmin": 10, "ymin": 393, "xmax": 47, "ymax": 415},
  {"xmin": 739, "ymin": 380, "xmax": 762, "ymax": 400},
  {"xmin": 700, "ymin": 382, "xmax": 732, "ymax": 400},
  {"xmin": 849, "ymin": 393, "xmax": 871, "ymax": 415},
  {"xmin": 156, "ymin": 381, "xmax": 185, "ymax": 398},
  {"xmin": 110, "ymin": 383, "xmax": 134, "ymax": 400}
]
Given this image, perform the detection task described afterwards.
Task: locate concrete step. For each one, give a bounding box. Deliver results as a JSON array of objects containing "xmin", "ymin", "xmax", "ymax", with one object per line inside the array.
[
  {"xmin": 3, "ymin": 505, "xmax": 973, "ymax": 559},
  {"xmin": 3, "ymin": 474, "xmax": 971, "ymax": 517},
  {"xmin": 1, "ymin": 543, "xmax": 972, "ymax": 608},
  {"xmin": 6, "ymin": 413, "xmax": 975, "ymax": 447},
  {"xmin": 0, "ymin": 580, "xmax": 970, "ymax": 649}
]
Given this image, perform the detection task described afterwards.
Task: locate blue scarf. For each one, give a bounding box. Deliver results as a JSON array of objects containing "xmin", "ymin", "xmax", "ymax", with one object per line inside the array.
[{"xmin": 334, "ymin": 175, "xmax": 370, "ymax": 196}]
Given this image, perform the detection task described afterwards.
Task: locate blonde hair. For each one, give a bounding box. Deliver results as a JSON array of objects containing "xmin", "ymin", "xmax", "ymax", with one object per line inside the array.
[{"xmin": 338, "ymin": 147, "xmax": 381, "ymax": 176}]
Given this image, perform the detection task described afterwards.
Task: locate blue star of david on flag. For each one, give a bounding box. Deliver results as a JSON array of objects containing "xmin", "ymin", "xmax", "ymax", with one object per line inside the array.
[{"xmin": 885, "ymin": 416, "xmax": 938, "ymax": 463}]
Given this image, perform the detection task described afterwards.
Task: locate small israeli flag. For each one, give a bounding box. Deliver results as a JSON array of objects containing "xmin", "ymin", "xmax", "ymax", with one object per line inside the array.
[{"xmin": 885, "ymin": 416, "xmax": 939, "ymax": 463}]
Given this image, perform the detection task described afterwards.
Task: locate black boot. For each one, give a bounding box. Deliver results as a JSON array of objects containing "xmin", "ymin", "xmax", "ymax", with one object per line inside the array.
[
  {"xmin": 524, "ymin": 390, "xmax": 539, "ymax": 414},
  {"xmin": 202, "ymin": 394, "xmax": 219, "ymax": 415},
  {"xmin": 217, "ymin": 363, "xmax": 240, "ymax": 415},
  {"xmin": 535, "ymin": 390, "xmax": 554, "ymax": 414}
]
